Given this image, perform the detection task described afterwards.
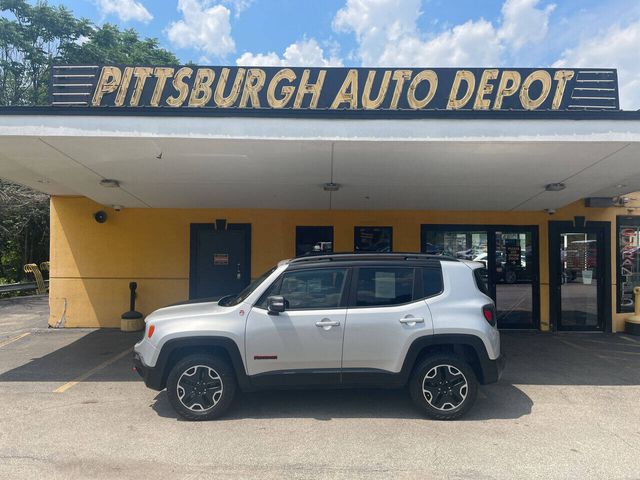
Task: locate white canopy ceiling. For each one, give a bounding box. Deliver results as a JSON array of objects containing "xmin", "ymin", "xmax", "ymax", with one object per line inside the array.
[{"xmin": 1, "ymin": 113, "xmax": 640, "ymax": 211}]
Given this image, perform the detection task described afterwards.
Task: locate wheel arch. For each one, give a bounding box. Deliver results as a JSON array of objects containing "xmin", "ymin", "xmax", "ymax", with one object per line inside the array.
[
  {"xmin": 401, "ymin": 334, "xmax": 495, "ymax": 385},
  {"xmin": 152, "ymin": 336, "xmax": 251, "ymax": 391}
]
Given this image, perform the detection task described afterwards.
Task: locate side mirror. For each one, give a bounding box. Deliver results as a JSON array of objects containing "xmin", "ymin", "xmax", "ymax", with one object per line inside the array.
[{"xmin": 267, "ymin": 295, "xmax": 286, "ymax": 315}]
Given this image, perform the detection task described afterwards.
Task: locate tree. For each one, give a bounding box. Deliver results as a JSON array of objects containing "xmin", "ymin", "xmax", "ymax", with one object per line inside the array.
[
  {"xmin": 0, "ymin": 0, "xmax": 178, "ymax": 106},
  {"xmin": 61, "ymin": 23, "xmax": 178, "ymax": 65},
  {"xmin": 0, "ymin": 0, "xmax": 92, "ymax": 105},
  {"xmin": 0, "ymin": 180, "xmax": 49, "ymax": 283}
]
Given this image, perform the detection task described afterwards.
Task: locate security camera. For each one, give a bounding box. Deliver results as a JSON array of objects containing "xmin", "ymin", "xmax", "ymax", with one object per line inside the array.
[
  {"xmin": 112, "ymin": 205, "xmax": 123, "ymax": 212},
  {"xmin": 544, "ymin": 208, "xmax": 556, "ymax": 215},
  {"xmin": 93, "ymin": 210, "xmax": 108, "ymax": 223}
]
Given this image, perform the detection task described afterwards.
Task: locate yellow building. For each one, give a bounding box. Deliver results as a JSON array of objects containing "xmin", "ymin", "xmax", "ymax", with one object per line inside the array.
[{"xmin": 2, "ymin": 64, "xmax": 640, "ymax": 333}]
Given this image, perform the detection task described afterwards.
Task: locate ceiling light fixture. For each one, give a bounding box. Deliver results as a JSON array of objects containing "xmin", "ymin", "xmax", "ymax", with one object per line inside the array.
[
  {"xmin": 99, "ymin": 179, "xmax": 120, "ymax": 188},
  {"xmin": 545, "ymin": 182, "xmax": 566, "ymax": 192},
  {"xmin": 323, "ymin": 182, "xmax": 340, "ymax": 192}
]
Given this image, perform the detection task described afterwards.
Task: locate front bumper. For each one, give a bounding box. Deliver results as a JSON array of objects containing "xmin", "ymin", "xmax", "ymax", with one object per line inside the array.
[{"xmin": 132, "ymin": 352, "xmax": 164, "ymax": 391}]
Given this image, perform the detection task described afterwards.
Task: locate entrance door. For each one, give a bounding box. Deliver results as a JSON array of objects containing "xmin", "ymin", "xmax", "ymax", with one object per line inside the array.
[
  {"xmin": 494, "ymin": 229, "xmax": 539, "ymax": 328},
  {"xmin": 549, "ymin": 222, "xmax": 610, "ymax": 331},
  {"xmin": 189, "ymin": 223, "xmax": 250, "ymax": 299},
  {"xmin": 421, "ymin": 225, "xmax": 540, "ymax": 329}
]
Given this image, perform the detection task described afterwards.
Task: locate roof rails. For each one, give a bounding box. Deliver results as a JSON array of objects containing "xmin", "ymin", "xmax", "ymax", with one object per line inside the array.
[{"xmin": 289, "ymin": 252, "xmax": 459, "ymax": 264}]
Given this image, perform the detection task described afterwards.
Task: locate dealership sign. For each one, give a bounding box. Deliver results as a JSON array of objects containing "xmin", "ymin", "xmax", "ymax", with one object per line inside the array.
[{"xmin": 51, "ymin": 65, "xmax": 619, "ymax": 114}]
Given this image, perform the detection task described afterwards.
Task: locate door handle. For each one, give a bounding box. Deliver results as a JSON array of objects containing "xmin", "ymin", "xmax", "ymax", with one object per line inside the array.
[
  {"xmin": 399, "ymin": 317, "xmax": 424, "ymax": 325},
  {"xmin": 315, "ymin": 319, "xmax": 340, "ymax": 330}
]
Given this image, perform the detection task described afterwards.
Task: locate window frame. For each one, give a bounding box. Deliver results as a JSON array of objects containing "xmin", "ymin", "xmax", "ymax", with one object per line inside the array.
[
  {"xmin": 616, "ymin": 215, "xmax": 640, "ymax": 313},
  {"xmin": 254, "ymin": 266, "xmax": 352, "ymax": 311},
  {"xmin": 347, "ymin": 265, "xmax": 421, "ymax": 309}
]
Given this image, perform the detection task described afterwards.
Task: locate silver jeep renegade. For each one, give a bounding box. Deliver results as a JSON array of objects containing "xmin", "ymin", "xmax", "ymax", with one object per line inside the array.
[{"xmin": 134, "ymin": 253, "xmax": 505, "ymax": 421}]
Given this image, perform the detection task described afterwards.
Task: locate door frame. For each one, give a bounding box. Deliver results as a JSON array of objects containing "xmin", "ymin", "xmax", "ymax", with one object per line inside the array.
[
  {"xmin": 548, "ymin": 220, "xmax": 611, "ymax": 332},
  {"xmin": 420, "ymin": 224, "xmax": 540, "ymax": 329},
  {"xmin": 189, "ymin": 222, "xmax": 252, "ymax": 299}
]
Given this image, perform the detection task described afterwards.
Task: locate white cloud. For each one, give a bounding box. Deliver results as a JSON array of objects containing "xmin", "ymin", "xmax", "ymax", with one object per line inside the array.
[
  {"xmin": 166, "ymin": 0, "xmax": 235, "ymax": 57},
  {"xmin": 554, "ymin": 22, "xmax": 640, "ymax": 110},
  {"xmin": 333, "ymin": 0, "xmax": 554, "ymax": 66},
  {"xmin": 96, "ymin": 0, "xmax": 153, "ymax": 23},
  {"xmin": 223, "ymin": 0, "xmax": 254, "ymax": 17},
  {"xmin": 499, "ymin": 0, "xmax": 555, "ymax": 51},
  {"xmin": 236, "ymin": 38, "xmax": 343, "ymax": 67}
]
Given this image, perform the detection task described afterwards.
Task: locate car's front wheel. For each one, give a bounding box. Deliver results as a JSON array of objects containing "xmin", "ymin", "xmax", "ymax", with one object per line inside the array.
[
  {"xmin": 409, "ymin": 354, "xmax": 478, "ymax": 420},
  {"xmin": 166, "ymin": 353, "xmax": 236, "ymax": 421}
]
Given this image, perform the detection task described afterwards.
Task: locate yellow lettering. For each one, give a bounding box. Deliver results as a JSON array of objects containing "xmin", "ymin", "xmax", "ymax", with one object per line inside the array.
[
  {"xmin": 473, "ymin": 69, "xmax": 499, "ymax": 110},
  {"xmin": 493, "ymin": 71, "xmax": 521, "ymax": 110},
  {"xmin": 215, "ymin": 67, "xmax": 245, "ymax": 108},
  {"xmin": 91, "ymin": 66, "xmax": 121, "ymax": 106},
  {"xmin": 407, "ymin": 70, "xmax": 438, "ymax": 109},
  {"xmin": 188, "ymin": 68, "xmax": 214, "ymax": 107},
  {"xmin": 390, "ymin": 70, "xmax": 412, "ymax": 109},
  {"xmin": 294, "ymin": 69, "xmax": 326, "ymax": 109},
  {"xmin": 114, "ymin": 67, "xmax": 133, "ymax": 107},
  {"xmin": 362, "ymin": 70, "xmax": 391, "ymax": 109},
  {"xmin": 166, "ymin": 67, "xmax": 193, "ymax": 107},
  {"xmin": 267, "ymin": 68, "xmax": 296, "ymax": 108},
  {"xmin": 551, "ymin": 70, "xmax": 575, "ymax": 110},
  {"xmin": 151, "ymin": 67, "xmax": 174, "ymax": 107},
  {"xmin": 239, "ymin": 68, "xmax": 266, "ymax": 108},
  {"xmin": 129, "ymin": 67, "xmax": 153, "ymax": 106},
  {"xmin": 331, "ymin": 69, "xmax": 359, "ymax": 109},
  {"xmin": 520, "ymin": 70, "xmax": 552, "ymax": 110},
  {"xmin": 447, "ymin": 70, "xmax": 475, "ymax": 109}
]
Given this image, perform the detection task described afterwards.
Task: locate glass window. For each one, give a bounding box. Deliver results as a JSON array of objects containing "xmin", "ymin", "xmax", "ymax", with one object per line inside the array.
[
  {"xmin": 296, "ymin": 226, "xmax": 333, "ymax": 256},
  {"xmin": 268, "ymin": 268, "xmax": 348, "ymax": 310},
  {"xmin": 356, "ymin": 267, "xmax": 414, "ymax": 306},
  {"xmin": 354, "ymin": 226, "xmax": 392, "ymax": 252},
  {"xmin": 618, "ymin": 217, "xmax": 640, "ymax": 312},
  {"xmin": 422, "ymin": 229, "xmax": 488, "ymax": 261},
  {"xmin": 422, "ymin": 267, "xmax": 444, "ymax": 297}
]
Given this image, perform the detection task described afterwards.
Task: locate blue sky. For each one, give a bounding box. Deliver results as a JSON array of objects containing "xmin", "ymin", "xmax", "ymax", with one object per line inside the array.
[{"xmin": 23, "ymin": 1, "xmax": 640, "ymax": 108}]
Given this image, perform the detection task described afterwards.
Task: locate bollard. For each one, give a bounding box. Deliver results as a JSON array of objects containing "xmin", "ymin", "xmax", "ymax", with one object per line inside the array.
[
  {"xmin": 624, "ymin": 286, "xmax": 640, "ymax": 335},
  {"xmin": 121, "ymin": 281, "xmax": 144, "ymax": 332}
]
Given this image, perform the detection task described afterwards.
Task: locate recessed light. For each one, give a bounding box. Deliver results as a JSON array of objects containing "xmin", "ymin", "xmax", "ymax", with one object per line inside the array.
[
  {"xmin": 545, "ymin": 182, "xmax": 566, "ymax": 192},
  {"xmin": 99, "ymin": 179, "xmax": 120, "ymax": 188},
  {"xmin": 323, "ymin": 182, "xmax": 340, "ymax": 192}
]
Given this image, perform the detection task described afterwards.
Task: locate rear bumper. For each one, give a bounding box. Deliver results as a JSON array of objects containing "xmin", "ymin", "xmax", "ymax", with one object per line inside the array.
[
  {"xmin": 132, "ymin": 352, "xmax": 164, "ymax": 391},
  {"xmin": 482, "ymin": 353, "xmax": 506, "ymax": 384}
]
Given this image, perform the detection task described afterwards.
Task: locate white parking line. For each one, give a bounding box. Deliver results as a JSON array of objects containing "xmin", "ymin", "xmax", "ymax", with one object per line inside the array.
[{"xmin": 53, "ymin": 347, "xmax": 132, "ymax": 393}]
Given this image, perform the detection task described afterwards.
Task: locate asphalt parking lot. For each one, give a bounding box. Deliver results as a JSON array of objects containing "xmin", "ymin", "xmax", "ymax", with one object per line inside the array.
[{"xmin": 1, "ymin": 296, "xmax": 640, "ymax": 479}]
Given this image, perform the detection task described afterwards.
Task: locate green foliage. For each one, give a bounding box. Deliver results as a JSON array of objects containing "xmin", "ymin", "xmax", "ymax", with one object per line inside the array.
[
  {"xmin": 61, "ymin": 24, "xmax": 178, "ymax": 65},
  {"xmin": 0, "ymin": 0, "xmax": 179, "ymax": 106},
  {"xmin": 0, "ymin": 180, "xmax": 49, "ymax": 283}
]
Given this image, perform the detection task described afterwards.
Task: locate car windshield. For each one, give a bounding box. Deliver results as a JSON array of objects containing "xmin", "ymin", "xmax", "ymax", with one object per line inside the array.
[{"xmin": 218, "ymin": 266, "xmax": 277, "ymax": 306}]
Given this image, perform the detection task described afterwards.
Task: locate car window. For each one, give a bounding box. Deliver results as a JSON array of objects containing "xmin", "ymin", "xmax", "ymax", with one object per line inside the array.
[
  {"xmin": 355, "ymin": 267, "xmax": 414, "ymax": 307},
  {"xmin": 422, "ymin": 266, "xmax": 444, "ymax": 297},
  {"xmin": 473, "ymin": 267, "xmax": 490, "ymax": 296},
  {"xmin": 266, "ymin": 268, "xmax": 348, "ymax": 310}
]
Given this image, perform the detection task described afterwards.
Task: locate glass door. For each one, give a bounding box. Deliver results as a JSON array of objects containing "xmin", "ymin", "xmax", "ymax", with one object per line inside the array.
[
  {"xmin": 494, "ymin": 230, "xmax": 537, "ymax": 328},
  {"xmin": 421, "ymin": 225, "xmax": 540, "ymax": 329},
  {"xmin": 557, "ymin": 231, "xmax": 603, "ymax": 330}
]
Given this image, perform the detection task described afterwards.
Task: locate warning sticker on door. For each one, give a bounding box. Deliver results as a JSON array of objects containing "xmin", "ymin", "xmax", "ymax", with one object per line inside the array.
[{"xmin": 213, "ymin": 254, "xmax": 229, "ymax": 265}]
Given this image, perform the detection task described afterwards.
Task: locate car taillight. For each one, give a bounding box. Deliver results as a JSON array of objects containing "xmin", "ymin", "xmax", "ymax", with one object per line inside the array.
[
  {"xmin": 482, "ymin": 304, "xmax": 496, "ymax": 327},
  {"xmin": 147, "ymin": 324, "xmax": 155, "ymax": 338}
]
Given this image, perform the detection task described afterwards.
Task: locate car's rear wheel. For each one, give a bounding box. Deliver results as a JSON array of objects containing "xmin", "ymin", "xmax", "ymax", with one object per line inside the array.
[
  {"xmin": 409, "ymin": 354, "xmax": 478, "ymax": 420},
  {"xmin": 166, "ymin": 353, "xmax": 236, "ymax": 421}
]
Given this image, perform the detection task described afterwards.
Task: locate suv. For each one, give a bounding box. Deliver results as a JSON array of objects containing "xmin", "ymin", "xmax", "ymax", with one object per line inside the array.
[{"xmin": 133, "ymin": 253, "xmax": 505, "ymax": 421}]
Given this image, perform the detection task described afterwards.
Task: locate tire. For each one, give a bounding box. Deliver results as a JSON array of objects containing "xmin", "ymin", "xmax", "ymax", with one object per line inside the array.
[
  {"xmin": 166, "ymin": 353, "xmax": 237, "ymax": 421},
  {"xmin": 409, "ymin": 354, "xmax": 478, "ymax": 420}
]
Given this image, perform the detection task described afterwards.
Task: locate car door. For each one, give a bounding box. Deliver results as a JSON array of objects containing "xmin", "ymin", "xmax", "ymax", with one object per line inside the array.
[
  {"xmin": 342, "ymin": 265, "xmax": 437, "ymax": 376},
  {"xmin": 245, "ymin": 267, "xmax": 350, "ymax": 386}
]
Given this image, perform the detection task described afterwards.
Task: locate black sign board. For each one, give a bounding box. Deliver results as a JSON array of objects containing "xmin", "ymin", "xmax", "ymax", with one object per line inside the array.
[{"xmin": 51, "ymin": 65, "xmax": 619, "ymax": 115}]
